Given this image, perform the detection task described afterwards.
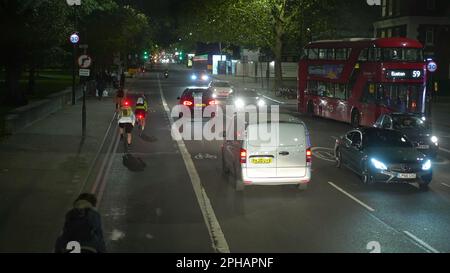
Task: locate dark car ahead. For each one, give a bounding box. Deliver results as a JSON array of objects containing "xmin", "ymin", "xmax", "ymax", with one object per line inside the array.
[
  {"xmin": 177, "ymin": 87, "xmax": 218, "ymax": 117},
  {"xmin": 334, "ymin": 127, "xmax": 432, "ymax": 190},
  {"xmin": 373, "ymin": 113, "xmax": 439, "ymax": 158}
]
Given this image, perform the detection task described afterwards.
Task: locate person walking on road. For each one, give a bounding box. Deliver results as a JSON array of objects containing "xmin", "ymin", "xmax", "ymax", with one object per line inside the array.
[
  {"xmin": 115, "ymin": 87, "xmax": 125, "ymax": 113},
  {"xmin": 54, "ymin": 193, "xmax": 106, "ymax": 253}
]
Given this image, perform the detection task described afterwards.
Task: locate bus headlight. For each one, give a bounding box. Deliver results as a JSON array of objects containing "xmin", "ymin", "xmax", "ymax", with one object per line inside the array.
[{"xmin": 422, "ymin": 159, "xmax": 432, "ymax": 171}]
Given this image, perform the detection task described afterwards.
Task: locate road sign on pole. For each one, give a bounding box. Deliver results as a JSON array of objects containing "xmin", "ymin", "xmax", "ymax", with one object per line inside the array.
[
  {"xmin": 79, "ymin": 69, "xmax": 90, "ymax": 77},
  {"xmin": 427, "ymin": 61, "xmax": 437, "ymax": 73},
  {"xmin": 70, "ymin": 33, "xmax": 79, "ymax": 44},
  {"xmin": 78, "ymin": 55, "xmax": 92, "ymax": 68}
]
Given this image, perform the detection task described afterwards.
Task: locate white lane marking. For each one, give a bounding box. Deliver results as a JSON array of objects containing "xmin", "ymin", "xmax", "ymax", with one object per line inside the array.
[
  {"xmin": 91, "ymin": 127, "xmax": 118, "ymax": 194},
  {"xmin": 403, "ymin": 231, "xmax": 439, "ymax": 253},
  {"xmin": 311, "ymin": 147, "xmax": 336, "ymax": 162},
  {"xmin": 96, "ymin": 133, "xmax": 120, "ymax": 205},
  {"xmin": 80, "ymin": 112, "xmax": 117, "ymax": 195},
  {"xmin": 259, "ymin": 94, "xmax": 285, "ymax": 105},
  {"xmin": 158, "ymin": 74, "xmax": 230, "ymax": 253},
  {"xmin": 439, "ymin": 147, "xmax": 450, "ymax": 153},
  {"xmin": 110, "ymin": 229, "xmax": 126, "ymax": 241},
  {"xmin": 441, "ymin": 183, "xmax": 450, "ymax": 188},
  {"xmin": 328, "ymin": 182, "xmax": 375, "ymax": 212}
]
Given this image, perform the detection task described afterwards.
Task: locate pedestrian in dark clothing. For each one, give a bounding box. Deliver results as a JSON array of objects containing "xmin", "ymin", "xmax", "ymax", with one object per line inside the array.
[
  {"xmin": 96, "ymin": 73, "xmax": 106, "ymax": 101},
  {"xmin": 54, "ymin": 193, "xmax": 106, "ymax": 253},
  {"xmin": 120, "ymin": 71, "xmax": 126, "ymax": 88}
]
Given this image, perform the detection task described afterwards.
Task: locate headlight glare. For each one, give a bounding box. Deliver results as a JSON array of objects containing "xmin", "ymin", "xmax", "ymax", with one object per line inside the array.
[
  {"xmin": 371, "ymin": 158, "xmax": 388, "ymax": 170},
  {"xmin": 422, "ymin": 159, "xmax": 432, "ymax": 171}
]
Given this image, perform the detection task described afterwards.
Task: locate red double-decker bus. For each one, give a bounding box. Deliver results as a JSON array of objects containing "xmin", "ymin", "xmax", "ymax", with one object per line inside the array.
[{"xmin": 298, "ymin": 38, "xmax": 428, "ymax": 127}]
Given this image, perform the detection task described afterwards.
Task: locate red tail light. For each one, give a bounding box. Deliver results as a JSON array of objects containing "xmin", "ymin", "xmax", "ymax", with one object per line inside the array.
[
  {"xmin": 183, "ymin": 100, "xmax": 193, "ymax": 106},
  {"xmin": 124, "ymin": 100, "xmax": 130, "ymax": 106},
  {"xmin": 138, "ymin": 115, "xmax": 143, "ymax": 119},
  {"xmin": 208, "ymin": 100, "xmax": 217, "ymax": 105},
  {"xmin": 240, "ymin": 148, "xmax": 247, "ymax": 164},
  {"xmin": 306, "ymin": 148, "xmax": 312, "ymax": 163}
]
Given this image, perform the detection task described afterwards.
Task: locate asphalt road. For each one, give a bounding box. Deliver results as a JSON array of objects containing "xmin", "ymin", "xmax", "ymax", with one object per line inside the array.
[{"xmin": 95, "ymin": 64, "xmax": 450, "ymax": 253}]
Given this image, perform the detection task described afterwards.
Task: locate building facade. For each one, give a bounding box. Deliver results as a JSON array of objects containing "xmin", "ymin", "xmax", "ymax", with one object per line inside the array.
[{"xmin": 373, "ymin": 0, "xmax": 450, "ymax": 95}]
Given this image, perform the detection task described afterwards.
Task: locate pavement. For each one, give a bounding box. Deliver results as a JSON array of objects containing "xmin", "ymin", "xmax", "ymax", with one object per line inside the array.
[
  {"xmin": 1, "ymin": 64, "xmax": 450, "ymax": 253},
  {"xmin": 0, "ymin": 94, "xmax": 116, "ymax": 252}
]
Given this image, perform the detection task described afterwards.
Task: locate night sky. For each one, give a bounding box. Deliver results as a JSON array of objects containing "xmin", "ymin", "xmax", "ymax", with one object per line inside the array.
[{"xmin": 125, "ymin": 0, "xmax": 195, "ymax": 46}]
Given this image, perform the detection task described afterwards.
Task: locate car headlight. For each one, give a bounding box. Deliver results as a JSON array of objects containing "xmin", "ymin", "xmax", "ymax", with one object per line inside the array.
[
  {"xmin": 235, "ymin": 98, "xmax": 245, "ymax": 108},
  {"xmin": 422, "ymin": 159, "xmax": 432, "ymax": 171},
  {"xmin": 229, "ymin": 89, "xmax": 233, "ymax": 93},
  {"xmin": 201, "ymin": 75, "xmax": 209, "ymax": 81},
  {"xmin": 191, "ymin": 75, "xmax": 197, "ymax": 80},
  {"xmin": 371, "ymin": 158, "xmax": 387, "ymax": 170},
  {"xmin": 257, "ymin": 99, "xmax": 266, "ymax": 107},
  {"xmin": 431, "ymin": 136, "xmax": 438, "ymax": 144},
  {"xmin": 212, "ymin": 93, "xmax": 217, "ymax": 98}
]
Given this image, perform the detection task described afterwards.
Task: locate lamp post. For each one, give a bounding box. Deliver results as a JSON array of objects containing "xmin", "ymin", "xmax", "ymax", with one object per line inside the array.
[{"xmin": 67, "ymin": 0, "xmax": 81, "ymax": 105}]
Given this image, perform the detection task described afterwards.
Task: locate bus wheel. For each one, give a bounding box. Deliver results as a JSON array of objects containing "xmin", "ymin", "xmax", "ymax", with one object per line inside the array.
[
  {"xmin": 351, "ymin": 110, "xmax": 360, "ymax": 128},
  {"xmin": 307, "ymin": 101, "xmax": 314, "ymax": 116}
]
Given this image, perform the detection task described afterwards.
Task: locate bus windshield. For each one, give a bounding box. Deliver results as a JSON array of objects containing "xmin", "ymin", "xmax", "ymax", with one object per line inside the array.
[{"xmin": 381, "ymin": 48, "xmax": 423, "ymax": 62}]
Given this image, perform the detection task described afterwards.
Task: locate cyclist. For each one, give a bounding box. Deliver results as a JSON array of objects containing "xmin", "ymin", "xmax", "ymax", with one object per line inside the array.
[
  {"xmin": 118, "ymin": 102, "xmax": 136, "ymax": 146},
  {"xmin": 135, "ymin": 93, "xmax": 148, "ymax": 131}
]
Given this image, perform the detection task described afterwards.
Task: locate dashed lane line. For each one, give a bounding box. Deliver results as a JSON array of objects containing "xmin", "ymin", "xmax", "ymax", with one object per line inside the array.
[
  {"xmin": 328, "ymin": 181, "xmax": 375, "ymax": 212},
  {"xmin": 403, "ymin": 231, "xmax": 440, "ymax": 253}
]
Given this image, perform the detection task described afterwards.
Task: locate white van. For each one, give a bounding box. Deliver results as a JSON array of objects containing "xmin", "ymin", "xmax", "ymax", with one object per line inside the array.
[{"xmin": 221, "ymin": 114, "xmax": 312, "ymax": 191}]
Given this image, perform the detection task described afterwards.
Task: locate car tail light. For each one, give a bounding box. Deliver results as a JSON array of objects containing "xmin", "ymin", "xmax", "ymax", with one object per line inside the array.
[
  {"xmin": 306, "ymin": 148, "xmax": 312, "ymax": 163},
  {"xmin": 240, "ymin": 148, "xmax": 247, "ymax": 164},
  {"xmin": 183, "ymin": 100, "xmax": 193, "ymax": 106},
  {"xmin": 208, "ymin": 100, "xmax": 217, "ymax": 105},
  {"xmin": 138, "ymin": 115, "xmax": 143, "ymax": 119},
  {"xmin": 123, "ymin": 100, "xmax": 130, "ymax": 106}
]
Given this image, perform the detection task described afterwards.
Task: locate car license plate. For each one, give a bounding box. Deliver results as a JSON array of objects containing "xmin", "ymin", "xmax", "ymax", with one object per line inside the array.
[
  {"xmin": 251, "ymin": 158, "xmax": 272, "ymax": 164},
  {"xmin": 417, "ymin": 145, "xmax": 429, "ymax": 149},
  {"xmin": 195, "ymin": 104, "xmax": 206, "ymax": 107},
  {"xmin": 397, "ymin": 173, "xmax": 417, "ymax": 179}
]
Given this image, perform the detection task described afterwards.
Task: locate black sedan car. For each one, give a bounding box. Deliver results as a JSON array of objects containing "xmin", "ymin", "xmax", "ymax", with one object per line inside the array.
[
  {"xmin": 334, "ymin": 127, "xmax": 432, "ymax": 190},
  {"xmin": 373, "ymin": 113, "xmax": 439, "ymax": 158},
  {"xmin": 176, "ymin": 87, "xmax": 218, "ymax": 118}
]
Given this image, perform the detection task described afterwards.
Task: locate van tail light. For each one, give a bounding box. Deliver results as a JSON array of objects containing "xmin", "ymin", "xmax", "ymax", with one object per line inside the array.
[
  {"xmin": 183, "ymin": 100, "xmax": 193, "ymax": 106},
  {"xmin": 240, "ymin": 148, "xmax": 247, "ymax": 164},
  {"xmin": 306, "ymin": 148, "xmax": 312, "ymax": 163}
]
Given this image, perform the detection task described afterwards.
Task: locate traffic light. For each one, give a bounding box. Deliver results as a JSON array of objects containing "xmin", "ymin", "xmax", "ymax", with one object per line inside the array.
[{"xmin": 143, "ymin": 51, "xmax": 149, "ymax": 60}]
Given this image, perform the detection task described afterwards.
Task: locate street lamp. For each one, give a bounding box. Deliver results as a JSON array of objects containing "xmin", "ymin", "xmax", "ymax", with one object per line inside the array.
[{"xmin": 67, "ymin": 0, "xmax": 81, "ymax": 105}]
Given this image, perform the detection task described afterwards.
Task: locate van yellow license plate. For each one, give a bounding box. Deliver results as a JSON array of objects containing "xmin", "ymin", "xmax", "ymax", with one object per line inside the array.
[
  {"xmin": 195, "ymin": 104, "xmax": 206, "ymax": 107},
  {"xmin": 251, "ymin": 158, "xmax": 272, "ymax": 164}
]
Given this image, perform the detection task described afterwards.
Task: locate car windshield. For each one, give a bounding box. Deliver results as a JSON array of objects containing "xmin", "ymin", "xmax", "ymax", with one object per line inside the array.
[
  {"xmin": 381, "ymin": 48, "xmax": 423, "ymax": 62},
  {"xmin": 364, "ymin": 130, "xmax": 413, "ymax": 148},
  {"xmin": 392, "ymin": 116, "xmax": 429, "ymax": 130}
]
